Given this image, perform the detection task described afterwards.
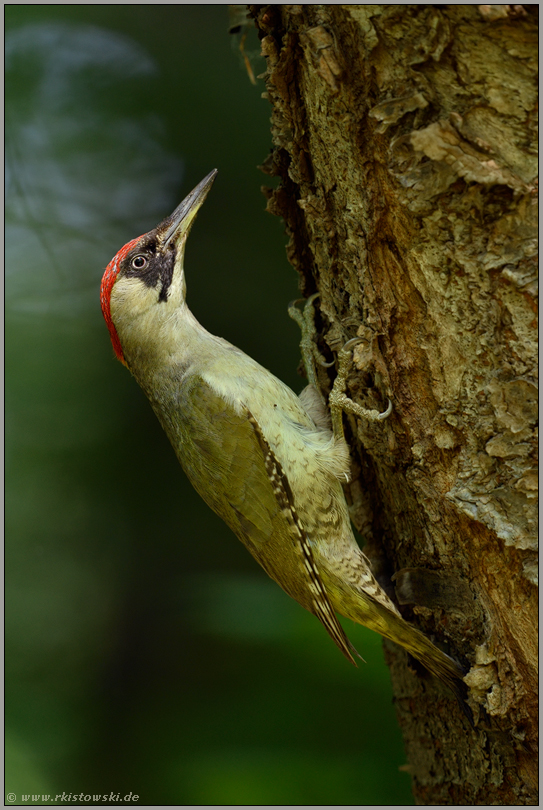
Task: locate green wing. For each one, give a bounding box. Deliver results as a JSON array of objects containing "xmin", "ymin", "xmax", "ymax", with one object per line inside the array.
[{"xmin": 159, "ymin": 374, "xmax": 356, "ymax": 665}]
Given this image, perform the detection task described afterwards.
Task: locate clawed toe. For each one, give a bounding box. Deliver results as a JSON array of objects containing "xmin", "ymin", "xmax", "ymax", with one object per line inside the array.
[{"xmin": 289, "ymin": 296, "xmax": 392, "ymax": 439}]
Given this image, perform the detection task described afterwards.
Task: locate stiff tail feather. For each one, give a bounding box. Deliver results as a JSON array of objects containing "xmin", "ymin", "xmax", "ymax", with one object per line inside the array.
[{"xmin": 381, "ymin": 608, "xmax": 474, "ymax": 727}]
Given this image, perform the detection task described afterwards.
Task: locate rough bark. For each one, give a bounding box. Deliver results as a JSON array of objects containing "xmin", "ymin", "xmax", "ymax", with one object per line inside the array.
[{"xmin": 250, "ymin": 4, "xmax": 538, "ymax": 805}]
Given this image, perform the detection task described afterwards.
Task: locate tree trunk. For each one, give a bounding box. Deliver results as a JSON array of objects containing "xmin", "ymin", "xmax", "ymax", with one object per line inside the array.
[{"xmin": 250, "ymin": 4, "xmax": 538, "ymax": 805}]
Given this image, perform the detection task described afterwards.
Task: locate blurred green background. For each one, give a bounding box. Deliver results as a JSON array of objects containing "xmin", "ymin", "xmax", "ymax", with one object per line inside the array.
[{"xmin": 6, "ymin": 5, "xmax": 413, "ymax": 806}]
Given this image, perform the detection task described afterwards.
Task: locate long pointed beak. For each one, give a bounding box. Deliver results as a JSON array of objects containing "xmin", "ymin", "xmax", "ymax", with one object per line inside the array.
[{"xmin": 162, "ymin": 169, "xmax": 218, "ymax": 248}]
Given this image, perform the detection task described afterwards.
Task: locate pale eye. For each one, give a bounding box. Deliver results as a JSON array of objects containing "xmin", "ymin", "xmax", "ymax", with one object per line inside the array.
[{"xmin": 131, "ymin": 255, "xmax": 148, "ymax": 270}]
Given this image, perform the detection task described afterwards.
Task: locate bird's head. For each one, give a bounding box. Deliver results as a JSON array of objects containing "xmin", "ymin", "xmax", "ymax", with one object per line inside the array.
[{"xmin": 100, "ymin": 169, "xmax": 217, "ymax": 366}]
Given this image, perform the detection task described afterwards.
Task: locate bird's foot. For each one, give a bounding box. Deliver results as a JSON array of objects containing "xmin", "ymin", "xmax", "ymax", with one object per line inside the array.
[
  {"xmin": 289, "ymin": 296, "xmax": 392, "ymax": 441},
  {"xmin": 330, "ymin": 338, "xmax": 392, "ymax": 440},
  {"xmin": 288, "ymin": 293, "xmax": 332, "ymax": 392}
]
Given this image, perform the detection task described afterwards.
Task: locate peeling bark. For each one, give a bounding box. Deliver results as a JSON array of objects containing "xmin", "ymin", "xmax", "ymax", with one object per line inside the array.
[{"xmin": 250, "ymin": 4, "xmax": 538, "ymax": 804}]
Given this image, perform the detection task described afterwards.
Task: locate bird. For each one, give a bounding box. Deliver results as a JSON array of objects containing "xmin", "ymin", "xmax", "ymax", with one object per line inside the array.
[{"xmin": 100, "ymin": 169, "xmax": 471, "ymax": 716}]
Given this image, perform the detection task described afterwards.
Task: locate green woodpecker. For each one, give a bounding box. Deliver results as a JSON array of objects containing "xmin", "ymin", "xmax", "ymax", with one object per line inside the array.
[{"xmin": 101, "ymin": 170, "xmax": 470, "ymax": 714}]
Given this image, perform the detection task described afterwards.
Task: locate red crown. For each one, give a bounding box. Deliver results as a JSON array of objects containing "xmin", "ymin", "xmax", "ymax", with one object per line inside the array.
[{"xmin": 100, "ymin": 235, "xmax": 142, "ymax": 364}]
